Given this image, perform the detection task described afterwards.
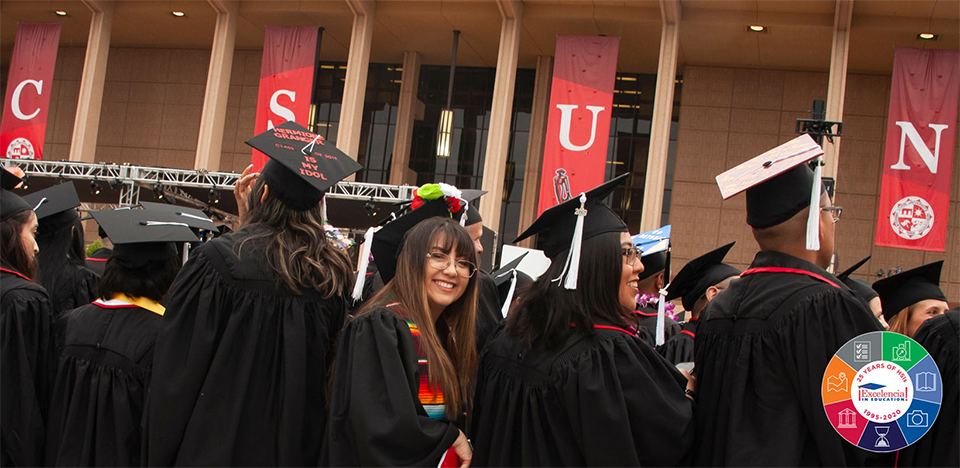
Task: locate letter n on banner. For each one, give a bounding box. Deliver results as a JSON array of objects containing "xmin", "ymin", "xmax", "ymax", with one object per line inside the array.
[
  {"xmin": 0, "ymin": 22, "xmax": 62, "ymax": 160},
  {"xmin": 875, "ymin": 47, "xmax": 959, "ymax": 252},
  {"xmin": 252, "ymin": 26, "xmax": 319, "ymax": 170},
  {"xmin": 537, "ymin": 35, "xmax": 619, "ymax": 215}
]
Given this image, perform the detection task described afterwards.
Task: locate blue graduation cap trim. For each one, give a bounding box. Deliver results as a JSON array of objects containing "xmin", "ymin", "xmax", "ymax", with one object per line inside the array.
[{"xmin": 633, "ymin": 225, "xmax": 671, "ymax": 255}]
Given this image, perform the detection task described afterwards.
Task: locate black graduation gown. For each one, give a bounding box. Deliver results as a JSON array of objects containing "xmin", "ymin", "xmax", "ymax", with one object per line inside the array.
[
  {"xmin": 323, "ymin": 307, "xmax": 461, "ymax": 466},
  {"xmin": 896, "ymin": 309, "xmax": 958, "ymax": 467},
  {"xmin": 693, "ymin": 251, "xmax": 887, "ymax": 466},
  {"xmin": 634, "ymin": 304, "xmax": 681, "ymax": 347},
  {"xmin": 44, "ymin": 263, "xmax": 99, "ymax": 317},
  {"xmin": 658, "ymin": 318, "xmax": 698, "ymax": 365},
  {"xmin": 471, "ymin": 323, "xmax": 696, "ymax": 466},
  {"xmin": 143, "ymin": 225, "xmax": 348, "ymax": 466},
  {"xmin": 1, "ymin": 269, "xmax": 55, "ymax": 467},
  {"xmin": 83, "ymin": 247, "xmax": 112, "ymax": 277},
  {"xmin": 475, "ymin": 271, "xmax": 502, "ymax": 353},
  {"xmin": 46, "ymin": 300, "xmax": 162, "ymax": 466}
]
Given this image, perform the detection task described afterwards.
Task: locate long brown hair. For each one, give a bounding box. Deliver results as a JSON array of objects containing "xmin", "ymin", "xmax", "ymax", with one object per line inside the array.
[
  {"xmin": 1, "ymin": 209, "xmax": 39, "ymax": 280},
  {"xmin": 358, "ymin": 217, "xmax": 478, "ymax": 419},
  {"xmin": 238, "ymin": 177, "xmax": 353, "ymax": 297}
]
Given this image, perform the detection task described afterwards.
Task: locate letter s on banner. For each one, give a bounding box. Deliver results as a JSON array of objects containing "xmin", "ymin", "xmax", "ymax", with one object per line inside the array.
[{"xmin": 267, "ymin": 89, "xmax": 297, "ymax": 130}]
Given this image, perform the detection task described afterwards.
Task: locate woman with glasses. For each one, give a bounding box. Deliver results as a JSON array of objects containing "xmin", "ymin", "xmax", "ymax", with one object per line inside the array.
[
  {"xmin": 470, "ymin": 175, "xmax": 695, "ymax": 466},
  {"xmin": 324, "ymin": 215, "xmax": 478, "ymax": 467}
]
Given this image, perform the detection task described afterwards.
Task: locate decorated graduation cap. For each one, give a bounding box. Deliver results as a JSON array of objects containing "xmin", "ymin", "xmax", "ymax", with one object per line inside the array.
[
  {"xmin": 461, "ymin": 189, "xmax": 487, "ymax": 226},
  {"xmin": 245, "ymin": 120, "xmax": 362, "ymax": 211},
  {"xmin": 139, "ymin": 201, "xmax": 219, "ymax": 233},
  {"xmin": 666, "ymin": 242, "xmax": 741, "ymax": 312},
  {"xmin": 89, "ymin": 209, "xmax": 198, "ymax": 269},
  {"xmin": 1, "ymin": 167, "xmax": 32, "ymax": 222},
  {"xmin": 716, "ymin": 134, "xmax": 826, "ymax": 250},
  {"xmin": 633, "ymin": 225, "xmax": 671, "ymax": 281},
  {"xmin": 352, "ymin": 183, "xmax": 468, "ymax": 301},
  {"xmin": 836, "ymin": 256, "xmax": 878, "ymax": 303},
  {"xmin": 514, "ymin": 173, "xmax": 629, "ymax": 290},
  {"xmin": 22, "ymin": 182, "xmax": 82, "ymax": 227},
  {"xmin": 872, "ymin": 261, "xmax": 946, "ymax": 322},
  {"xmin": 493, "ymin": 252, "xmax": 530, "ymax": 317}
]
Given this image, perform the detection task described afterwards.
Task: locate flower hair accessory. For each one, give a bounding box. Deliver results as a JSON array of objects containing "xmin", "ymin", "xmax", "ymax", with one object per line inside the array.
[{"xmin": 411, "ymin": 183, "xmax": 463, "ymax": 215}]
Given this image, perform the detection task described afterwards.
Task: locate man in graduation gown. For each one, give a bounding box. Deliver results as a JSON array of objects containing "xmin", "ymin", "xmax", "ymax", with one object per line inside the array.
[
  {"xmin": 694, "ymin": 136, "xmax": 887, "ymax": 466},
  {"xmin": 461, "ymin": 190, "xmax": 505, "ymax": 353}
]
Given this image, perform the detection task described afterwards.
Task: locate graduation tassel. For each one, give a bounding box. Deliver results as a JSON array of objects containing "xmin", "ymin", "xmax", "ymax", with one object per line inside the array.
[
  {"xmin": 459, "ymin": 200, "xmax": 468, "ymax": 226},
  {"xmin": 805, "ymin": 157, "xmax": 823, "ymax": 251},
  {"xmin": 656, "ymin": 284, "xmax": 669, "ymax": 346},
  {"xmin": 351, "ymin": 227, "xmax": 375, "ymax": 303},
  {"xmin": 322, "ymin": 197, "xmax": 329, "ymax": 222},
  {"xmin": 563, "ymin": 193, "xmax": 588, "ymax": 290},
  {"xmin": 501, "ymin": 270, "xmax": 517, "ymax": 318},
  {"xmin": 182, "ymin": 242, "xmax": 190, "ymax": 265}
]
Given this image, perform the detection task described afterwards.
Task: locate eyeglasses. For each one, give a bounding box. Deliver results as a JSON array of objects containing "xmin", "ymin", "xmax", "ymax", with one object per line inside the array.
[
  {"xmin": 822, "ymin": 206, "xmax": 843, "ymax": 223},
  {"xmin": 426, "ymin": 252, "xmax": 477, "ymax": 278},
  {"xmin": 622, "ymin": 247, "xmax": 641, "ymax": 265}
]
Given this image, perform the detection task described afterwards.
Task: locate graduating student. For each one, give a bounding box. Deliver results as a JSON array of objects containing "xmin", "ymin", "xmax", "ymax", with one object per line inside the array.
[
  {"xmin": 896, "ymin": 308, "xmax": 958, "ymax": 467},
  {"xmin": 632, "ymin": 228, "xmax": 681, "ymax": 346},
  {"xmin": 460, "ymin": 189, "xmax": 503, "ymax": 352},
  {"xmin": 873, "ymin": 261, "xmax": 948, "ymax": 339},
  {"xmin": 836, "ymin": 256, "xmax": 886, "ymax": 328},
  {"xmin": 1, "ymin": 168, "xmax": 55, "ymax": 467},
  {"xmin": 694, "ymin": 135, "xmax": 886, "ymax": 466},
  {"xmin": 658, "ymin": 242, "xmax": 740, "ymax": 365},
  {"xmin": 45, "ymin": 209, "xmax": 195, "ymax": 466},
  {"xmin": 324, "ymin": 201, "xmax": 478, "ymax": 466},
  {"xmin": 144, "ymin": 121, "xmax": 360, "ymax": 466},
  {"xmin": 22, "ymin": 183, "xmax": 99, "ymax": 315},
  {"xmin": 491, "ymin": 253, "xmax": 532, "ymax": 316},
  {"xmin": 471, "ymin": 175, "xmax": 696, "ymax": 467},
  {"xmin": 84, "ymin": 225, "xmax": 112, "ymax": 276}
]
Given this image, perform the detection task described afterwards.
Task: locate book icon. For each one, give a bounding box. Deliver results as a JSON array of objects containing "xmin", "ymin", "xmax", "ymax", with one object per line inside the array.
[{"xmin": 916, "ymin": 371, "xmax": 936, "ymax": 391}]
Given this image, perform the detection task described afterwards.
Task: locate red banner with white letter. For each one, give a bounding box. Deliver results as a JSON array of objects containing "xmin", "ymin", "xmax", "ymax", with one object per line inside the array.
[
  {"xmin": 875, "ymin": 47, "xmax": 958, "ymax": 252},
  {"xmin": 0, "ymin": 22, "xmax": 61, "ymax": 160},
  {"xmin": 251, "ymin": 26, "xmax": 318, "ymax": 170},
  {"xmin": 537, "ymin": 35, "xmax": 619, "ymax": 215}
]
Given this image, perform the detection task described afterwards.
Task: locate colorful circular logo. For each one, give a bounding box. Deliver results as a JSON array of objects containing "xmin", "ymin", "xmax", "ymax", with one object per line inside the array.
[
  {"xmin": 822, "ymin": 331, "xmax": 942, "ymax": 452},
  {"xmin": 889, "ymin": 196, "xmax": 934, "ymax": 240},
  {"xmin": 6, "ymin": 138, "xmax": 35, "ymax": 159}
]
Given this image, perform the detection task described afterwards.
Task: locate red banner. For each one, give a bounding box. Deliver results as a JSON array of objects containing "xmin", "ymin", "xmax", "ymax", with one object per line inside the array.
[
  {"xmin": 251, "ymin": 26, "xmax": 318, "ymax": 170},
  {"xmin": 537, "ymin": 35, "xmax": 619, "ymax": 215},
  {"xmin": 0, "ymin": 22, "xmax": 61, "ymax": 160},
  {"xmin": 875, "ymin": 47, "xmax": 958, "ymax": 252}
]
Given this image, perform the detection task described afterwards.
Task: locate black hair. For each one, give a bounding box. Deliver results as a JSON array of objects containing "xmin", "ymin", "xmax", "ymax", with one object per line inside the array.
[
  {"xmin": 1, "ymin": 209, "xmax": 38, "ymax": 280},
  {"xmin": 506, "ymin": 231, "xmax": 628, "ymax": 349},
  {"xmin": 98, "ymin": 254, "xmax": 182, "ymax": 302},
  {"xmin": 36, "ymin": 209, "xmax": 87, "ymax": 292}
]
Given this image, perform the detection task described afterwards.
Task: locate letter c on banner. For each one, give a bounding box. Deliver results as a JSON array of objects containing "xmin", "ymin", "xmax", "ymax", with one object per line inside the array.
[
  {"xmin": 556, "ymin": 104, "xmax": 605, "ymax": 152},
  {"xmin": 12, "ymin": 79, "xmax": 43, "ymax": 121},
  {"xmin": 268, "ymin": 89, "xmax": 297, "ymax": 129}
]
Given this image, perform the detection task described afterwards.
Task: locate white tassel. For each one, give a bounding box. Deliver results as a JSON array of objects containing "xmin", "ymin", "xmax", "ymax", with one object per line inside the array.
[
  {"xmin": 182, "ymin": 242, "xmax": 190, "ymax": 266},
  {"xmin": 459, "ymin": 200, "xmax": 468, "ymax": 226},
  {"xmin": 322, "ymin": 197, "xmax": 329, "ymax": 222},
  {"xmin": 559, "ymin": 193, "xmax": 588, "ymax": 290},
  {"xmin": 351, "ymin": 227, "xmax": 375, "ymax": 302},
  {"xmin": 501, "ymin": 270, "xmax": 517, "ymax": 318},
  {"xmin": 806, "ymin": 157, "xmax": 823, "ymax": 251},
  {"xmin": 656, "ymin": 285, "xmax": 669, "ymax": 346}
]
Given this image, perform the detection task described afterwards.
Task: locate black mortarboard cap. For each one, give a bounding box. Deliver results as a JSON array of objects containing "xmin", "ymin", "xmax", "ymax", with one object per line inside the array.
[
  {"xmin": 1, "ymin": 168, "xmax": 32, "ymax": 222},
  {"xmin": 493, "ymin": 253, "xmax": 532, "ymax": 316},
  {"xmin": 245, "ymin": 121, "xmax": 362, "ymax": 211},
  {"xmin": 836, "ymin": 256, "xmax": 878, "ymax": 303},
  {"xmin": 372, "ymin": 198, "xmax": 462, "ymax": 283},
  {"xmin": 89, "ymin": 209, "xmax": 198, "ymax": 269},
  {"xmin": 873, "ymin": 261, "xmax": 946, "ymax": 322},
  {"xmin": 666, "ymin": 242, "xmax": 741, "ymax": 311},
  {"xmin": 634, "ymin": 226, "xmax": 671, "ymax": 281},
  {"xmin": 462, "ymin": 189, "xmax": 487, "ymax": 226},
  {"xmin": 22, "ymin": 182, "xmax": 81, "ymax": 221},
  {"xmin": 139, "ymin": 201, "xmax": 219, "ymax": 233}
]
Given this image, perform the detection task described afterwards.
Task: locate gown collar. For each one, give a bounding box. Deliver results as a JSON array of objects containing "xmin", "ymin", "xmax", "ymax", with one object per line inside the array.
[{"xmin": 94, "ymin": 294, "xmax": 165, "ymax": 315}]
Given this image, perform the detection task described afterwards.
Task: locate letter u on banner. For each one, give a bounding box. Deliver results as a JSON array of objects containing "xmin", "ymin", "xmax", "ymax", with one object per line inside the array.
[
  {"xmin": 251, "ymin": 26, "xmax": 319, "ymax": 170},
  {"xmin": 0, "ymin": 22, "xmax": 62, "ymax": 161},
  {"xmin": 537, "ymin": 35, "xmax": 620, "ymax": 215},
  {"xmin": 875, "ymin": 48, "xmax": 959, "ymax": 252}
]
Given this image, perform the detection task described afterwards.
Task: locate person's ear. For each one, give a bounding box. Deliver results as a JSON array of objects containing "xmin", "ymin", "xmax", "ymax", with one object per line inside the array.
[
  {"xmin": 260, "ymin": 184, "xmax": 269, "ymax": 205},
  {"xmin": 705, "ymin": 285, "xmax": 721, "ymax": 302}
]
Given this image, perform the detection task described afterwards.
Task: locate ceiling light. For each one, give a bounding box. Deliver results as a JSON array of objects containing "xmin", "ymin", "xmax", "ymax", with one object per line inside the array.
[
  {"xmin": 171, "ymin": 11, "xmax": 185, "ymax": 17},
  {"xmin": 748, "ymin": 25, "xmax": 766, "ymax": 32},
  {"xmin": 917, "ymin": 33, "xmax": 938, "ymax": 40},
  {"xmin": 90, "ymin": 179, "xmax": 102, "ymax": 195},
  {"xmin": 55, "ymin": 10, "xmax": 68, "ymax": 16}
]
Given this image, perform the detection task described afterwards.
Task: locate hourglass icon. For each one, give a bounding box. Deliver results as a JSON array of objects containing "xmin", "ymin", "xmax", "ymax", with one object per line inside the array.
[{"xmin": 875, "ymin": 426, "xmax": 890, "ymax": 448}]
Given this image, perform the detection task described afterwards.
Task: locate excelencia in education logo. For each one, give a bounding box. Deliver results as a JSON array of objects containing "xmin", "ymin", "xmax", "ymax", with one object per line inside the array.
[{"xmin": 821, "ymin": 331, "xmax": 942, "ymax": 452}]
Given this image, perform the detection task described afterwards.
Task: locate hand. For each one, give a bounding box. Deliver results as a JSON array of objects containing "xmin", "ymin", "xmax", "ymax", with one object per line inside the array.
[
  {"xmin": 679, "ymin": 368, "xmax": 697, "ymax": 401},
  {"xmin": 452, "ymin": 430, "xmax": 472, "ymax": 468},
  {"xmin": 234, "ymin": 164, "xmax": 258, "ymax": 225}
]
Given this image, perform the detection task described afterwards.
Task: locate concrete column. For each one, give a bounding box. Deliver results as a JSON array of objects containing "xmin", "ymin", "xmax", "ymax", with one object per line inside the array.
[
  {"xmin": 194, "ymin": 0, "xmax": 238, "ymax": 170},
  {"xmin": 339, "ymin": 0, "xmax": 375, "ymax": 180},
  {"xmin": 639, "ymin": 0, "xmax": 681, "ymax": 233},
  {"xmin": 516, "ymin": 55, "xmax": 553, "ymax": 248},
  {"xmin": 389, "ymin": 51, "xmax": 422, "ymax": 186},
  {"xmin": 479, "ymin": 0, "xmax": 522, "ymax": 232},
  {"xmin": 823, "ymin": 0, "xmax": 854, "ymax": 181},
  {"xmin": 69, "ymin": 0, "xmax": 114, "ymax": 163}
]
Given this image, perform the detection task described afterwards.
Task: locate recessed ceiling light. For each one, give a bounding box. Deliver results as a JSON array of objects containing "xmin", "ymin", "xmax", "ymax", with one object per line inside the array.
[
  {"xmin": 748, "ymin": 25, "xmax": 766, "ymax": 32},
  {"xmin": 917, "ymin": 33, "xmax": 938, "ymax": 40},
  {"xmin": 55, "ymin": 10, "xmax": 68, "ymax": 16},
  {"xmin": 171, "ymin": 11, "xmax": 185, "ymax": 17}
]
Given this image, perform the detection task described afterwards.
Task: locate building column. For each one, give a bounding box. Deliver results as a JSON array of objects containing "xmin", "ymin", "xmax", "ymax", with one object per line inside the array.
[
  {"xmin": 389, "ymin": 51, "xmax": 422, "ymax": 186},
  {"xmin": 194, "ymin": 0, "xmax": 238, "ymax": 170},
  {"xmin": 339, "ymin": 0, "xmax": 375, "ymax": 180},
  {"xmin": 69, "ymin": 0, "xmax": 114, "ymax": 163},
  {"xmin": 479, "ymin": 0, "xmax": 522, "ymax": 232},
  {"xmin": 516, "ymin": 55, "xmax": 553, "ymax": 248},
  {"xmin": 823, "ymin": 0, "xmax": 854, "ymax": 181},
  {"xmin": 639, "ymin": 0, "xmax": 682, "ymax": 232}
]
